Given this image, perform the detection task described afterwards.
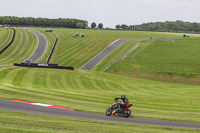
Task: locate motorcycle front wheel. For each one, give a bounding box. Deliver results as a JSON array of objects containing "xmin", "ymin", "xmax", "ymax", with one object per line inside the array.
[
  {"xmin": 105, "ymin": 108, "xmax": 113, "ymax": 116},
  {"xmin": 123, "ymin": 109, "xmax": 131, "ymax": 118}
]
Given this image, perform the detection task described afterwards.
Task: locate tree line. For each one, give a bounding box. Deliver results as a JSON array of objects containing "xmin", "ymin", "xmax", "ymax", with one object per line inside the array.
[
  {"xmin": 116, "ymin": 20, "xmax": 200, "ymax": 32},
  {"xmin": 0, "ymin": 16, "xmax": 88, "ymax": 28}
]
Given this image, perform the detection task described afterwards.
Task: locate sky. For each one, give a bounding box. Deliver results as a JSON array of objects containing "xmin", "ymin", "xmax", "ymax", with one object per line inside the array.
[{"xmin": 0, "ymin": 0, "xmax": 200, "ymax": 28}]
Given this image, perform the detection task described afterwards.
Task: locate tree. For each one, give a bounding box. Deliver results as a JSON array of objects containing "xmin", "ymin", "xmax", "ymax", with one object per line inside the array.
[
  {"xmin": 121, "ymin": 24, "xmax": 128, "ymax": 30},
  {"xmin": 98, "ymin": 23, "xmax": 103, "ymax": 29},
  {"xmin": 115, "ymin": 24, "xmax": 121, "ymax": 29},
  {"xmin": 91, "ymin": 22, "xmax": 96, "ymax": 28}
]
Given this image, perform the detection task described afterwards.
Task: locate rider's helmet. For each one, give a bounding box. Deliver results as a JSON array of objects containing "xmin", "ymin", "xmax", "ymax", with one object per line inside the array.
[{"xmin": 121, "ymin": 94, "xmax": 125, "ymax": 100}]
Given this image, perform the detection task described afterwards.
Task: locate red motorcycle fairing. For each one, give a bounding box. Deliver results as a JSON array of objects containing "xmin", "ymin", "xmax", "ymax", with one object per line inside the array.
[{"xmin": 124, "ymin": 104, "xmax": 132, "ymax": 109}]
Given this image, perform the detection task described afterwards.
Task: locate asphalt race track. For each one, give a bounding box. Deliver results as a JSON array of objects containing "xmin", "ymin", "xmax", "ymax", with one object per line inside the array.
[
  {"xmin": 24, "ymin": 29, "xmax": 47, "ymax": 63},
  {"xmin": 80, "ymin": 38, "xmax": 147, "ymax": 70},
  {"xmin": 0, "ymin": 99, "xmax": 200, "ymax": 129}
]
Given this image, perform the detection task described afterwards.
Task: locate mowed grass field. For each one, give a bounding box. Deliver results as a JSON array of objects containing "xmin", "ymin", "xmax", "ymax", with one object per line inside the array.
[
  {"xmin": 0, "ymin": 66, "xmax": 200, "ymax": 123},
  {"xmin": 102, "ymin": 36, "xmax": 200, "ymax": 84},
  {"xmin": 1, "ymin": 110, "xmax": 199, "ymax": 133},
  {"xmin": 40, "ymin": 28, "xmax": 182, "ymax": 68},
  {"xmin": 0, "ymin": 27, "xmax": 13, "ymax": 50},
  {"xmin": 0, "ymin": 28, "xmax": 37, "ymax": 64}
]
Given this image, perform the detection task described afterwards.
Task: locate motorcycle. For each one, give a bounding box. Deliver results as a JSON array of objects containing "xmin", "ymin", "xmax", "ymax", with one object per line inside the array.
[{"xmin": 105, "ymin": 99, "xmax": 132, "ymax": 118}]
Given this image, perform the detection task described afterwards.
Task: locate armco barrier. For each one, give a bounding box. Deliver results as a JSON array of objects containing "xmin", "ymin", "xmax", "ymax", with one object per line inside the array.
[
  {"xmin": 0, "ymin": 28, "xmax": 16, "ymax": 54},
  {"xmin": 46, "ymin": 37, "xmax": 58, "ymax": 64},
  {"xmin": 14, "ymin": 63, "xmax": 74, "ymax": 70},
  {"xmin": 102, "ymin": 37, "xmax": 180, "ymax": 72}
]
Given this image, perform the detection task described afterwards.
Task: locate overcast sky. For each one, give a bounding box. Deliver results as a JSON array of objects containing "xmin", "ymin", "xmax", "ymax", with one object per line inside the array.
[{"xmin": 0, "ymin": 0, "xmax": 200, "ymax": 28}]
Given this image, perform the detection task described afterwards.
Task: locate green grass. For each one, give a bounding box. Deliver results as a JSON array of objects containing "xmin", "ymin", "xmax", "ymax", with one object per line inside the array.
[
  {"xmin": 0, "ymin": 27, "xmax": 13, "ymax": 50},
  {"xmin": 0, "ymin": 28, "xmax": 37, "ymax": 64},
  {"xmin": 0, "ymin": 66, "xmax": 200, "ymax": 123},
  {"xmin": 41, "ymin": 28, "xmax": 182, "ymax": 68},
  {"xmin": 130, "ymin": 37, "xmax": 200, "ymax": 74},
  {"xmin": 104, "ymin": 37, "xmax": 200, "ymax": 84},
  {"xmin": 1, "ymin": 110, "xmax": 199, "ymax": 133}
]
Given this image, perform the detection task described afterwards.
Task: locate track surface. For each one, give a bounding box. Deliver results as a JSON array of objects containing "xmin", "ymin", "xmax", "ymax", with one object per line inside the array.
[
  {"xmin": 24, "ymin": 29, "xmax": 47, "ymax": 63},
  {"xmin": 0, "ymin": 99, "xmax": 200, "ymax": 129},
  {"xmin": 80, "ymin": 38, "xmax": 146, "ymax": 70}
]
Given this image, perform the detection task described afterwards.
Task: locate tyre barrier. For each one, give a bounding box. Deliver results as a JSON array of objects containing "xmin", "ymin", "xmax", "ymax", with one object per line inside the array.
[
  {"xmin": 13, "ymin": 63, "xmax": 74, "ymax": 70},
  {"xmin": 102, "ymin": 37, "xmax": 180, "ymax": 72},
  {"xmin": 46, "ymin": 37, "xmax": 58, "ymax": 64},
  {"xmin": 0, "ymin": 28, "xmax": 16, "ymax": 54}
]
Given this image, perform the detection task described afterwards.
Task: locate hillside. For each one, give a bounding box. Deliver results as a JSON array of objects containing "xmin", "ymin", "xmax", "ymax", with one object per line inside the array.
[
  {"xmin": 0, "ymin": 66, "xmax": 200, "ymax": 123},
  {"xmin": 0, "ymin": 27, "xmax": 13, "ymax": 51},
  {"xmin": 100, "ymin": 36, "xmax": 200, "ymax": 84},
  {"xmin": 0, "ymin": 28, "xmax": 200, "ymax": 132},
  {"xmin": 45, "ymin": 28, "xmax": 182, "ymax": 68}
]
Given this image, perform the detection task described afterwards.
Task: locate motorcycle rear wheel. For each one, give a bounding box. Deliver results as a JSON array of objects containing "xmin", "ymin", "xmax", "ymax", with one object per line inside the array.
[
  {"xmin": 123, "ymin": 109, "xmax": 131, "ymax": 118},
  {"xmin": 105, "ymin": 108, "xmax": 113, "ymax": 116}
]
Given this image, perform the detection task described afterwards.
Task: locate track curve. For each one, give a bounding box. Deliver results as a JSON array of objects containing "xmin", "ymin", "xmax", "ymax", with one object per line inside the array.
[
  {"xmin": 24, "ymin": 29, "xmax": 47, "ymax": 63},
  {"xmin": 0, "ymin": 99, "xmax": 200, "ymax": 129},
  {"xmin": 80, "ymin": 38, "xmax": 147, "ymax": 70}
]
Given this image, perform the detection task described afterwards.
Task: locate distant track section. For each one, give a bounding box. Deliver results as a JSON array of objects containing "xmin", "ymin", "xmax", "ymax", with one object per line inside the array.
[
  {"xmin": 80, "ymin": 38, "xmax": 147, "ymax": 70},
  {"xmin": 24, "ymin": 29, "xmax": 48, "ymax": 63},
  {"xmin": 0, "ymin": 28, "xmax": 15, "ymax": 54}
]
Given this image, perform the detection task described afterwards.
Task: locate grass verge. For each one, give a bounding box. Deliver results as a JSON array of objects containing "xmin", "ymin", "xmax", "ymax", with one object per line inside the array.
[{"xmin": 0, "ymin": 110, "xmax": 199, "ymax": 133}]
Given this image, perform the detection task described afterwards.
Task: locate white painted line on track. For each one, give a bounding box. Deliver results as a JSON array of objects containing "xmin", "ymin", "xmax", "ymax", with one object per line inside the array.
[
  {"xmin": 10, "ymin": 100, "xmax": 75, "ymax": 111},
  {"xmin": 31, "ymin": 103, "xmax": 52, "ymax": 107}
]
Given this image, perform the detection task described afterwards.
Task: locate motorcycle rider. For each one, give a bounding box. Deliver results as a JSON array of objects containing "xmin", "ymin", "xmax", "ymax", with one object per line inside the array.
[{"xmin": 114, "ymin": 94, "xmax": 129, "ymax": 111}]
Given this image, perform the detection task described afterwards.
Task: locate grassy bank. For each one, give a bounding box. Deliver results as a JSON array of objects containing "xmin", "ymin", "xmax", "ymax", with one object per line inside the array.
[
  {"xmin": 0, "ymin": 28, "xmax": 37, "ymax": 64},
  {"xmin": 0, "ymin": 27, "xmax": 13, "ymax": 50},
  {"xmin": 103, "ymin": 37, "xmax": 200, "ymax": 84},
  {"xmin": 0, "ymin": 66, "xmax": 200, "ymax": 123}
]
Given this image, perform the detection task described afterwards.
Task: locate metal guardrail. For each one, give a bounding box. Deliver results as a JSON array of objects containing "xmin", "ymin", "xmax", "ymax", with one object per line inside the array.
[
  {"xmin": 14, "ymin": 63, "xmax": 74, "ymax": 70},
  {"xmin": 102, "ymin": 38, "xmax": 180, "ymax": 72},
  {"xmin": 46, "ymin": 37, "xmax": 58, "ymax": 64}
]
